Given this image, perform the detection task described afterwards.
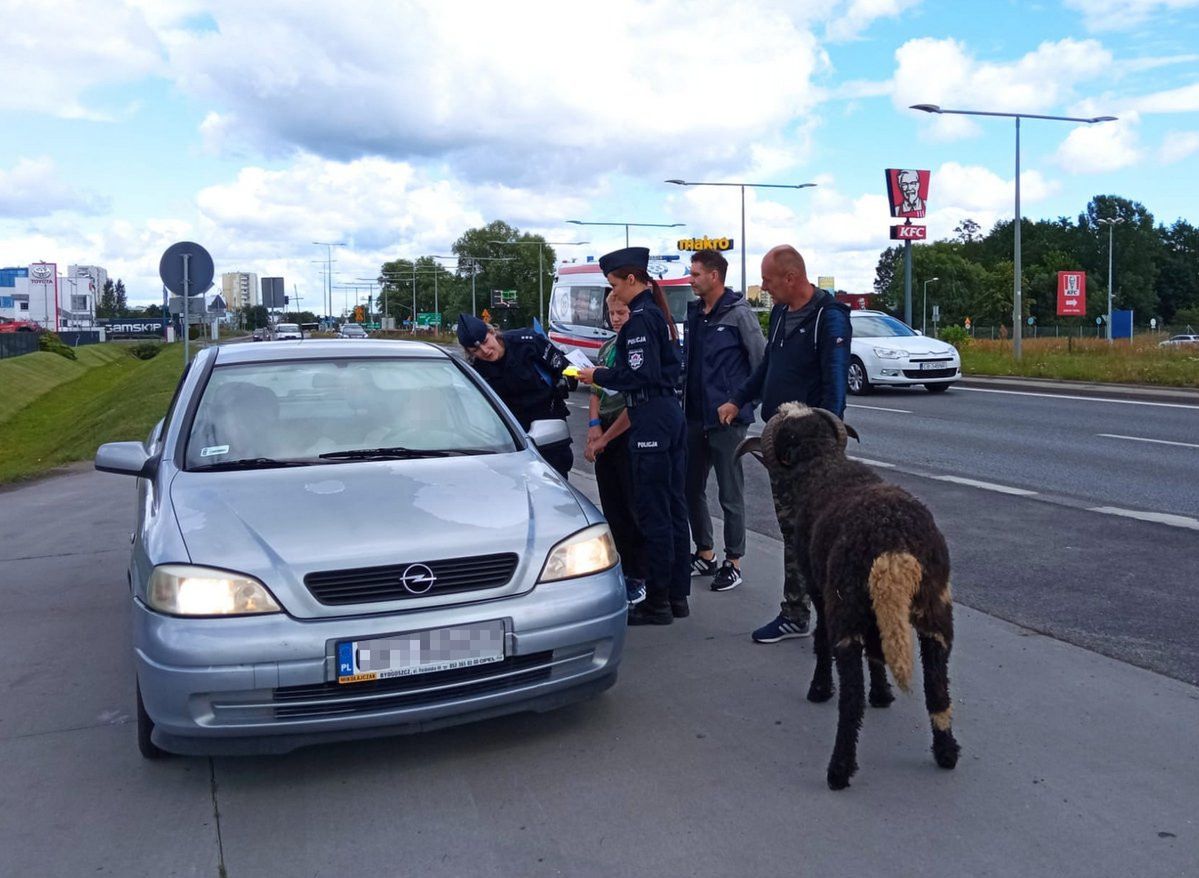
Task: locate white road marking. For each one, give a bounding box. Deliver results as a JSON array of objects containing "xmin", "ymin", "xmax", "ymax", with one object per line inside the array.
[
  {"xmin": 1089, "ymin": 507, "xmax": 1199, "ymax": 531},
  {"xmin": 566, "ymin": 401, "xmax": 590, "ymax": 409},
  {"xmin": 848, "ymin": 456, "xmax": 895, "ymax": 468},
  {"xmin": 847, "ymin": 403, "xmax": 913, "ymax": 413},
  {"xmin": 1098, "ymin": 433, "xmax": 1199, "ymax": 450},
  {"xmin": 933, "ymin": 475, "xmax": 1038, "ymax": 496},
  {"xmin": 956, "ymin": 386, "xmax": 1199, "ymax": 410}
]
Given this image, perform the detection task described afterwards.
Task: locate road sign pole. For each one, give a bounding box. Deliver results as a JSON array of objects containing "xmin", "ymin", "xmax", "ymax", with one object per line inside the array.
[{"xmin": 182, "ymin": 252, "xmax": 190, "ymax": 363}]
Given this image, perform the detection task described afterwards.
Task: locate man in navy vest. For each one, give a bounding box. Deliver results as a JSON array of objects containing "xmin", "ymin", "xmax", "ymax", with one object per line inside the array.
[{"xmin": 717, "ymin": 245, "xmax": 851, "ymax": 644}]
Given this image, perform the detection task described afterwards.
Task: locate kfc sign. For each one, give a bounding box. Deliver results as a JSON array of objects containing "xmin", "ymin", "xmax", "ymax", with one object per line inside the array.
[
  {"xmin": 890, "ymin": 225, "xmax": 927, "ymax": 240},
  {"xmin": 884, "ymin": 168, "xmax": 930, "ymax": 219},
  {"xmin": 1057, "ymin": 271, "xmax": 1087, "ymax": 316}
]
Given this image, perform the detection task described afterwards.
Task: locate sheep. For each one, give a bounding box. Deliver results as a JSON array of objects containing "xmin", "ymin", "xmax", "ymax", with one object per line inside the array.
[{"xmin": 737, "ymin": 402, "xmax": 960, "ymax": 790}]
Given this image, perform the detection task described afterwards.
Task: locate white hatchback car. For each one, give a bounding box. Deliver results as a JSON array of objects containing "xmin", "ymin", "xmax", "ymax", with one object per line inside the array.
[{"xmin": 847, "ymin": 310, "xmax": 961, "ymax": 394}]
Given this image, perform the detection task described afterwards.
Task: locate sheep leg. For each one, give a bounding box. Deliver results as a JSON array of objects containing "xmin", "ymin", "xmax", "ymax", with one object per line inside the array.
[
  {"xmin": 864, "ymin": 626, "xmax": 894, "ymax": 708},
  {"xmin": 827, "ymin": 639, "xmax": 865, "ymax": 790},
  {"xmin": 806, "ymin": 590, "xmax": 834, "ymax": 703},
  {"xmin": 918, "ymin": 632, "xmax": 960, "ymax": 769}
]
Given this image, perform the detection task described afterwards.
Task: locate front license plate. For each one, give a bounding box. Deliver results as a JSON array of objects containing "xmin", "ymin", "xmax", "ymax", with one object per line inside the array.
[
  {"xmin": 336, "ymin": 620, "xmax": 505, "ymax": 684},
  {"xmin": 919, "ymin": 360, "xmax": 950, "ymax": 371}
]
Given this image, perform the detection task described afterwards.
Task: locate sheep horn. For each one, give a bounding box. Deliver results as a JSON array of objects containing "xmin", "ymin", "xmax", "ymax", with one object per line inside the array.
[
  {"xmin": 845, "ymin": 423, "xmax": 861, "ymax": 443},
  {"xmin": 734, "ymin": 435, "xmax": 764, "ymax": 465},
  {"xmin": 814, "ymin": 407, "xmax": 849, "ymax": 449}
]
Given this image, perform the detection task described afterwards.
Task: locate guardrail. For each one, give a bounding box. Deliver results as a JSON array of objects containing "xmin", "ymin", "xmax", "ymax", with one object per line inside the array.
[{"xmin": 0, "ymin": 332, "xmax": 38, "ymax": 359}]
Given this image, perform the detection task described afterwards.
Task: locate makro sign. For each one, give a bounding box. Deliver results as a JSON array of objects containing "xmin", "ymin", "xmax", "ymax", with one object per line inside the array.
[
  {"xmin": 677, "ymin": 236, "xmax": 735, "ymax": 252},
  {"xmin": 1057, "ymin": 271, "xmax": 1086, "ymax": 316}
]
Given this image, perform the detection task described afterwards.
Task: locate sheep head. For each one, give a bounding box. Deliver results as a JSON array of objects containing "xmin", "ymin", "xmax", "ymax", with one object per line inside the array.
[{"xmin": 736, "ymin": 403, "xmax": 859, "ymax": 474}]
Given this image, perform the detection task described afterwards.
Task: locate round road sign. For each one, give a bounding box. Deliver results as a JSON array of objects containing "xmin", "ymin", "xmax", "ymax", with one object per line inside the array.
[{"xmin": 159, "ymin": 242, "xmax": 214, "ymax": 296}]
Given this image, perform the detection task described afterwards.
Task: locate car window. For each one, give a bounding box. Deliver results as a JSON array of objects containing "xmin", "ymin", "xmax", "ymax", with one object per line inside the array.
[
  {"xmin": 662, "ymin": 286, "xmax": 691, "ymax": 325},
  {"xmin": 551, "ymin": 284, "xmax": 606, "ymax": 327},
  {"xmin": 851, "ymin": 314, "xmax": 918, "ymax": 338},
  {"xmin": 183, "ymin": 358, "xmax": 518, "ymax": 468}
]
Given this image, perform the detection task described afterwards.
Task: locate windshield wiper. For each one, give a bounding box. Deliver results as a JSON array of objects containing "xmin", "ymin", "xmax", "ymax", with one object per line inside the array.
[
  {"xmin": 318, "ymin": 446, "xmax": 477, "ymax": 460},
  {"xmin": 191, "ymin": 457, "xmax": 317, "ymax": 472}
]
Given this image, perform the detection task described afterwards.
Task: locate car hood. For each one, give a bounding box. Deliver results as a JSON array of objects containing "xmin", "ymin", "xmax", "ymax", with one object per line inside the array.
[
  {"xmin": 168, "ymin": 451, "xmax": 587, "ymax": 616},
  {"xmin": 854, "ymin": 335, "xmax": 957, "ymax": 357}
]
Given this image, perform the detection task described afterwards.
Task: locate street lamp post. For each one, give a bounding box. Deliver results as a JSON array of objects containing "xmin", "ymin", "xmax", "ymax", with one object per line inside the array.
[
  {"xmin": 313, "ymin": 241, "xmax": 346, "ymax": 321},
  {"xmin": 1097, "ymin": 217, "xmax": 1124, "ymax": 342},
  {"xmin": 566, "ymin": 219, "xmax": 683, "ymax": 249},
  {"xmin": 922, "ymin": 277, "xmax": 939, "ymax": 335},
  {"xmin": 910, "ymin": 104, "xmax": 1116, "ymax": 359},
  {"xmin": 487, "ymin": 240, "xmax": 587, "ymax": 326},
  {"xmin": 665, "ymin": 179, "xmax": 817, "ymax": 296}
]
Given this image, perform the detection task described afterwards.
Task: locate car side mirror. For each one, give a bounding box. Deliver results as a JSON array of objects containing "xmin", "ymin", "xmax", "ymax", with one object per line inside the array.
[
  {"xmin": 528, "ymin": 419, "xmax": 570, "ymax": 448},
  {"xmin": 95, "ymin": 441, "xmax": 157, "ymax": 478},
  {"xmin": 913, "ymin": 329, "xmax": 924, "ymax": 336}
]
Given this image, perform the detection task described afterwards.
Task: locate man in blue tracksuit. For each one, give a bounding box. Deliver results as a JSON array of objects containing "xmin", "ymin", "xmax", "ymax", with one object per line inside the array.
[
  {"xmin": 576, "ymin": 247, "xmax": 690, "ymax": 625},
  {"xmin": 683, "ymin": 249, "xmax": 765, "ymax": 593},
  {"xmin": 717, "ymin": 245, "xmax": 851, "ymax": 644}
]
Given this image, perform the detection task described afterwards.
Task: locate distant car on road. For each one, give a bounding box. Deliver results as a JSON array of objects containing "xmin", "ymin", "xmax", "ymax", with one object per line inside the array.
[
  {"xmin": 1158, "ymin": 333, "xmax": 1199, "ymax": 347},
  {"xmin": 251, "ymin": 327, "xmax": 269, "ymax": 342},
  {"xmin": 339, "ymin": 323, "xmax": 368, "ymax": 339},
  {"xmin": 848, "ymin": 310, "xmax": 961, "ymax": 394},
  {"xmin": 94, "ymin": 340, "xmax": 624, "ymax": 757},
  {"xmin": 274, "ymin": 323, "xmax": 302, "ymax": 341}
]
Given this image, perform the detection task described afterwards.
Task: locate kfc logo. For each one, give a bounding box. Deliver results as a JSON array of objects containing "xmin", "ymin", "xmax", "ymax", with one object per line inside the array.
[
  {"xmin": 884, "ymin": 169, "xmax": 930, "ymax": 219},
  {"xmin": 1057, "ymin": 271, "xmax": 1087, "ymax": 317}
]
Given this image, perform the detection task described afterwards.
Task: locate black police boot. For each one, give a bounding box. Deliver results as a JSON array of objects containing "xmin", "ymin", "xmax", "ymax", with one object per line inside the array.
[
  {"xmin": 670, "ymin": 597, "xmax": 690, "ymax": 618},
  {"xmin": 628, "ymin": 599, "xmax": 673, "ymax": 626}
]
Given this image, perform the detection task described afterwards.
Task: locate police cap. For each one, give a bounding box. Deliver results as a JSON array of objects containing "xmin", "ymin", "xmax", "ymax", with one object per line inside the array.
[
  {"xmin": 456, "ymin": 313, "xmax": 489, "ymax": 348},
  {"xmin": 598, "ymin": 246, "xmax": 650, "ymax": 277}
]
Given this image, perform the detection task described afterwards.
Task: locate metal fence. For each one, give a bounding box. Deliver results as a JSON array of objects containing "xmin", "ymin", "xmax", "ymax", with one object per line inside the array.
[
  {"xmin": 58, "ymin": 330, "xmax": 101, "ymax": 347},
  {"xmin": 939, "ymin": 325, "xmax": 1194, "ymax": 341},
  {"xmin": 0, "ymin": 332, "xmax": 38, "ymax": 359}
]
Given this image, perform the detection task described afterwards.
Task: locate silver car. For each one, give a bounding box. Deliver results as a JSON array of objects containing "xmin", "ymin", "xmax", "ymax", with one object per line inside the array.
[{"xmin": 96, "ymin": 340, "xmax": 625, "ymax": 757}]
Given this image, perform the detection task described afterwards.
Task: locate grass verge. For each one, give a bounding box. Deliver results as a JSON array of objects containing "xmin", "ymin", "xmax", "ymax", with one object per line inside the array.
[
  {"xmin": 0, "ymin": 344, "xmax": 185, "ymax": 484},
  {"xmin": 0, "ymin": 344, "xmax": 130, "ymax": 424},
  {"xmin": 961, "ymin": 337, "xmax": 1199, "ymax": 387}
]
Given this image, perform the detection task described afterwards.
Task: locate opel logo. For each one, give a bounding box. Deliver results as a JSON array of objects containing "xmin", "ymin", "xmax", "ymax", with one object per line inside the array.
[{"xmin": 399, "ymin": 563, "xmax": 436, "ymax": 595}]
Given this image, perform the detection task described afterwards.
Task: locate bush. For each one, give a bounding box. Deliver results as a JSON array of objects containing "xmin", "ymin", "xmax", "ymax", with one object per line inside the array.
[
  {"xmin": 757, "ymin": 310, "xmax": 771, "ymax": 334},
  {"xmin": 128, "ymin": 341, "xmax": 163, "ymax": 360},
  {"xmin": 938, "ymin": 325, "xmax": 971, "ymax": 350},
  {"xmin": 38, "ymin": 331, "xmax": 77, "ymax": 361}
]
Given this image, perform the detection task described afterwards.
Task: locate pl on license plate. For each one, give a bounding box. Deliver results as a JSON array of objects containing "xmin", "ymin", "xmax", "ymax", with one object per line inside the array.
[
  {"xmin": 920, "ymin": 360, "xmax": 949, "ymax": 370},
  {"xmin": 336, "ymin": 620, "xmax": 505, "ymax": 684}
]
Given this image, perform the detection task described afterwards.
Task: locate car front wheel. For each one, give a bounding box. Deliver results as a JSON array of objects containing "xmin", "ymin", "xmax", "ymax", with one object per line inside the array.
[{"xmin": 847, "ymin": 357, "xmax": 871, "ymax": 395}]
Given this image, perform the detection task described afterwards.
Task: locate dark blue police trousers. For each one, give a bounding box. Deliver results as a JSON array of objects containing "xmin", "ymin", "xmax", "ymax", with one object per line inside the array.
[{"xmin": 628, "ymin": 397, "xmax": 690, "ymax": 607}]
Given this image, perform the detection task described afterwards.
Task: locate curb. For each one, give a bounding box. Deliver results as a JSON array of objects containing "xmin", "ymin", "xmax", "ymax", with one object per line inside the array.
[{"xmin": 957, "ymin": 374, "xmax": 1199, "ymax": 403}]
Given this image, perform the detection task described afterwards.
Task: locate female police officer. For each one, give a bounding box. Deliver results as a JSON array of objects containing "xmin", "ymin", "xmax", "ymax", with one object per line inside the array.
[
  {"xmin": 457, "ymin": 314, "xmax": 573, "ymax": 478},
  {"xmin": 576, "ymin": 247, "xmax": 690, "ymax": 625}
]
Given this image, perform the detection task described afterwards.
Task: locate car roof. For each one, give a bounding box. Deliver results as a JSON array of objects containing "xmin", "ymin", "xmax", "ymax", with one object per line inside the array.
[
  {"xmin": 849, "ymin": 309, "xmax": 892, "ymax": 317},
  {"xmin": 213, "ymin": 339, "xmax": 448, "ymax": 364}
]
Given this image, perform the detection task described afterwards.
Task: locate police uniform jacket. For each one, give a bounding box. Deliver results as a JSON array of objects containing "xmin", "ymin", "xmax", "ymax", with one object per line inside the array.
[
  {"xmin": 472, "ymin": 329, "xmax": 569, "ymax": 431},
  {"xmin": 592, "ymin": 289, "xmax": 680, "ymax": 401}
]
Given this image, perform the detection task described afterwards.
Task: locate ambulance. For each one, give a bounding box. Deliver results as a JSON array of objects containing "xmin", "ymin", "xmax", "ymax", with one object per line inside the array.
[{"xmin": 547, "ymin": 262, "xmax": 693, "ymax": 362}]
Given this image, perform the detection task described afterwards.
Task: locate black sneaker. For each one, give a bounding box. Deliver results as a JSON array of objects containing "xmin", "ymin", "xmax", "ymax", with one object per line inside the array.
[
  {"xmin": 670, "ymin": 597, "xmax": 690, "ymax": 618},
  {"xmin": 711, "ymin": 560, "xmax": 743, "ymax": 592},
  {"xmin": 628, "ymin": 603, "xmax": 673, "ymax": 626},
  {"xmin": 690, "ymin": 553, "xmax": 717, "ymax": 577}
]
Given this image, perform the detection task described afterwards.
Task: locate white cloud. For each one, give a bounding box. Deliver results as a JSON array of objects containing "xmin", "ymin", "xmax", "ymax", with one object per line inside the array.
[
  {"xmin": 894, "ymin": 38, "xmax": 1114, "ymax": 140},
  {"xmin": 825, "ymin": 0, "xmax": 922, "ymax": 42},
  {"xmin": 1158, "ymin": 131, "xmax": 1199, "ymax": 163},
  {"xmin": 0, "ymin": 0, "xmax": 164, "ymax": 118},
  {"xmin": 1063, "ymin": 0, "xmax": 1199, "ymax": 32},
  {"xmin": 1131, "ymin": 81, "xmax": 1199, "ymax": 114},
  {"xmin": 935, "ymin": 162, "xmax": 1058, "ymax": 212},
  {"xmin": 1054, "ymin": 114, "xmax": 1142, "ymax": 173},
  {"xmin": 0, "ymin": 157, "xmax": 109, "ymax": 217}
]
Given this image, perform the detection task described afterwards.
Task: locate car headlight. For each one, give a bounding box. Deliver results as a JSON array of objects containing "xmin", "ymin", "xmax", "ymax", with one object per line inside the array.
[
  {"xmin": 538, "ymin": 524, "xmax": 618, "ymax": 583},
  {"xmin": 147, "ymin": 564, "xmax": 282, "ymax": 616},
  {"xmin": 873, "ymin": 347, "xmax": 904, "ymax": 359}
]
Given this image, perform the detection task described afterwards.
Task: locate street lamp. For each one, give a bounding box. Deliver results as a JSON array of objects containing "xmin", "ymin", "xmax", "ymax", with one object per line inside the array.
[
  {"xmin": 922, "ymin": 277, "xmax": 939, "ymax": 335},
  {"xmin": 487, "ymin": 240, "xmax": 587, "ymax": 325},
  {"xmin": 665, "ymin": 179, "xmax": 817, "ymax": 296},
  {"xmin": 312, "ymin": 241, "xmax": 346, "ymax": 321},
  {"xmin": 566, "ymin": 219, "xmax": 683, "ymax": 248},
  {"xmin": 1097, "ymin": 216, "xmax": 1125, "ymax": 342},
  {"xmin": 910, "ymin": 104, "xmax": 1116, "ymax": 359}
]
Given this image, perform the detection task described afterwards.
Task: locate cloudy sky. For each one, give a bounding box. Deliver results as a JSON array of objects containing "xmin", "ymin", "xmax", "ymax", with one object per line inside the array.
[{"xmin": 3, "ymin": 0, "xmax": 1198, "ymax": 307}]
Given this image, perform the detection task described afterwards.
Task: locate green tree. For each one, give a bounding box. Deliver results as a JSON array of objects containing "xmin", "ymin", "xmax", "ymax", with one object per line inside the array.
[
  {"xmin": 451, "ymin": 221, "xmax": 556, "ymax": 322},
  {"xmin": 1080, "ymin": 195, "xmax": 1160, "ymax": 321},
  {"xmin": 97, "ymin": 279, "xmax": 116, "ymax": 318},
  {"xmin": 240, "ymin": 304, "xmax": 270, "ymax": 329},
  {"xmin": 1156, "ymin": 219, "xmax": 1199, "ymax": 321},
  {"xmin": 114, "ymin": 279, "xmax": 128, "ymax": 315}
]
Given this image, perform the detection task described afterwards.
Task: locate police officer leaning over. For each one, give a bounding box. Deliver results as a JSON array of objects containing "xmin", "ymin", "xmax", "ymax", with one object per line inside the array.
[
  {"xmin": 457, "ymin": 313, "xmax": 574, "ymax": 479},
  {"xmin": 576, "ymin": 247, "xmax": 691, "ymax": 626}
]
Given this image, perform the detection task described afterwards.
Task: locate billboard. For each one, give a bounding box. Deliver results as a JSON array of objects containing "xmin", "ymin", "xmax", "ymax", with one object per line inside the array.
[
  {"xmin": 884, "ymin": 169, "xmax": 930, "ymax": 219},
  {"xmin": 261, "ymin": 277, "xmax": 286, "ymax": 309},
  {"xmin": 1057, "ymin": 271, "xmax": 1086, "ymax": 316},
  {"xmin": 817, "ymin": 276, "xmax": 836, "ymax": 291}
]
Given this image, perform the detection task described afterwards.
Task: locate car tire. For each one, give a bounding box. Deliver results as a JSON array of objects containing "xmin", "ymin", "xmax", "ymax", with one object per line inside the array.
[
  {"xmin": 925, "ymin": 383, "xmax": 952, "ymax": 393},
  {"xmin": 136, "ymin": 680, "xmax": 166, "ymax": 760},
  {"xmin": 847, "ymin": 357, "xmax": 872, "ymax": 395}
]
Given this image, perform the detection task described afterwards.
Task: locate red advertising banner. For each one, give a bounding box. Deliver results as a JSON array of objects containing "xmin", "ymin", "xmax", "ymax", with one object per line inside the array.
[
  {"xmin": 1057, "ymin": 271, "xmax": 1086, "ymax": 316},
  {"xmin": 884, "ymin": 168, "xmax": 930, "ymax": 218}
]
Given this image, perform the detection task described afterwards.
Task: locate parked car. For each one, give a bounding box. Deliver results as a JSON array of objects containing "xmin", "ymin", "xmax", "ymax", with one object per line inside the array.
[
  {"xmin": 1158, "ymin": 334, "xmax": 1199, "ymax": 347},
  {"xmin": 339, "ymin": 323, "xmax": 368, "ymax": 339},
  {"xmin": 273, "ymin": 323, "xmax": 303, "ymax": 341},
  {"xmin": 847, "ymin": 310, "xmax": 961, "ymax": 394},
  {"xmin": 95, "ymin": 340, "xmax": 625, "ymax": 757},
  {"xmin": 251, "ymin": 327, "xmax": 269, "ymax": 342}
]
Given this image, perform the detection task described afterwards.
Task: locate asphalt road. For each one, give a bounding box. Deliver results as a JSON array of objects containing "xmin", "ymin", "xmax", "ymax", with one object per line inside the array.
[{"xmin": 565, "ymin": 381, "xmax": 1199, "ymax": 685}]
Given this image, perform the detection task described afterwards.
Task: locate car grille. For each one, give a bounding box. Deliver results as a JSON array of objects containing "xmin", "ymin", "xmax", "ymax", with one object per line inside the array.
[
  {"xmin": 305, "ymin": 553, "xmax": 519, "ymax": 605},
  {"xmin": 271, "ymin": 651, "xmax": 556, "ymax": 719},
  {"xmin": 902, "ymin": 367, "xmax": 957, "ymax": 379}
]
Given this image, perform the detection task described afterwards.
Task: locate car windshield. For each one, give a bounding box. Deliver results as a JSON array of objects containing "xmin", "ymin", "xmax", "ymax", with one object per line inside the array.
[
  {"xmin": 184, "ymin": 357, "xmax": 518, "ymax": 469},
  {"xmin": 851, "ymin": 314, "xmax": 919, "ymax": 338},
  {"xmin": 277, "ymin": 324, "xmax": 299, "ymax": 332},
  {"xmin": 662, "ymin": 286, "xmax": 692, "ymax": 325}
]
